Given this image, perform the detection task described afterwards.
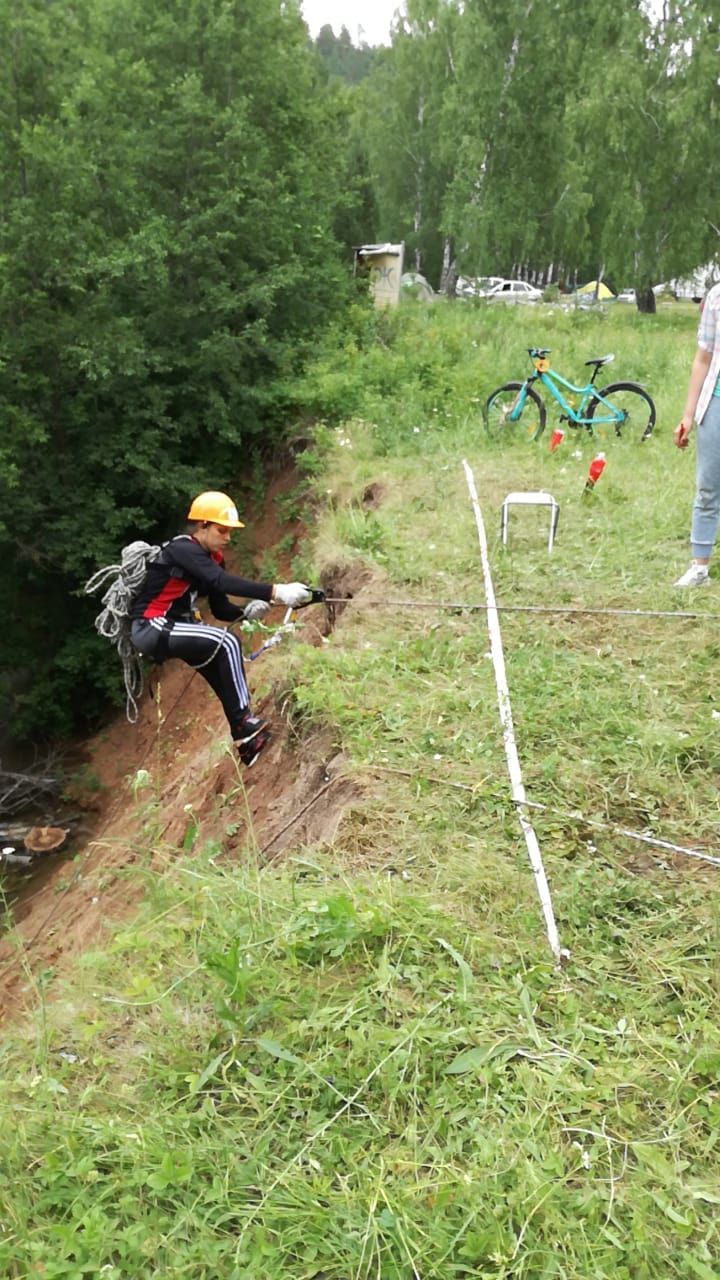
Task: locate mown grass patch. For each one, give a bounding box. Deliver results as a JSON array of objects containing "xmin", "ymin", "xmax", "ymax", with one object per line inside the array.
[
  {"xmin": 3, "ymin": 301, "xmax": 720, "ymax": 1279},
  {"xmin": 3, "ymin": 850, "xmax": 720, "ymax": 1278}
]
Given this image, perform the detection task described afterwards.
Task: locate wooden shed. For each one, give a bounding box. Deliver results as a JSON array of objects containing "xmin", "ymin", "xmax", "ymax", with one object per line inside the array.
[{"xmin": 354, "ymin": 242, "xmax": 405, "ymax": 308}]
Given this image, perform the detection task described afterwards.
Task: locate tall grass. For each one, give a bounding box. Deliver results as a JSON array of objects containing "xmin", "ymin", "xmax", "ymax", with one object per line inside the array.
[{"xmin": 3, "ymin": 300, "xmax": 720, "ymax": 1279}]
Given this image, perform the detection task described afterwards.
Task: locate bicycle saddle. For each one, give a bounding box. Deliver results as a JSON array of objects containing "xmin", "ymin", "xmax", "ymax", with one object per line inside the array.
[
  {"xmin": 528, "ymin": 347, "xmax": 551, "ymax": 357},
  {"xmin": 584, "ymin": 354, "xmax": 615, "ymax": 367}
]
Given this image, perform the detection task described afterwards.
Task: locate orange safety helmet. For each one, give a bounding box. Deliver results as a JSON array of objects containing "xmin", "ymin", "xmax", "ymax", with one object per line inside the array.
[{"xmin": 186, "ymin": 491, "xmax": 245, "ymax": 528}]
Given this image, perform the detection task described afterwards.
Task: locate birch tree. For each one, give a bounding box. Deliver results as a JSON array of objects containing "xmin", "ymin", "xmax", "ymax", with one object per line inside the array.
[
  {"xmin": 358, "ymin": 0, "xmax": 459, "ymax": 286},
  {"xmin": 564, "ymin": 0, "xmax": 717, "ymax": 307}
]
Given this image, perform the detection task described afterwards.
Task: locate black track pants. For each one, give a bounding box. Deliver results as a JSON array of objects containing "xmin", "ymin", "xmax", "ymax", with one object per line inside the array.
[{"xmin": 131, "ymin": 618, "xmax": 249, "ymax": 735}]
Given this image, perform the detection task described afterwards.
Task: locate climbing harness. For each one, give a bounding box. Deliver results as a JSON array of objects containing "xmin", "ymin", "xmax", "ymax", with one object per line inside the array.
[
  {"xmin": 84, "ymin": 542, "xmax": 162, "ymax": 722},
  {"xmin": 247, "ymin": 588, "xmax": 326, "ymax": 660},
  {"xmin": 184, "ymin": 606, "xmax": 294, "ymax": 673},
  {"xmin": 187, "ymin": 586, "xmax": 326, "ymax": 672},
  {"xmin": 247, "ymin": 608, "xmax": 296, "ymax": 661}
]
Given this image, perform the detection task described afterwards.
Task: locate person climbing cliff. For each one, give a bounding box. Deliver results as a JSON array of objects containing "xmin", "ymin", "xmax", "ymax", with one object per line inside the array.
[{"xmin": 129, "ymin": 491, "xmax": 312, "ymax": 767}]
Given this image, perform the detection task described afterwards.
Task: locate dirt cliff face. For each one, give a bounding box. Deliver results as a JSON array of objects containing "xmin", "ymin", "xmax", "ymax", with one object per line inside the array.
[{"xmin": 0, "ymin": 469, "xmax": 369, "ymax": 1021}]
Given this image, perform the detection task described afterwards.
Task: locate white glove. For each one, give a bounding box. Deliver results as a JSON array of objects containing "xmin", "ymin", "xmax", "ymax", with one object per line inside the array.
[
  {"xmin": 272, "ymin": 582, "xmax": 313, "ymax": 609},
  {"xmin": 243, "ymin": 599, "xmax": 271, "ymax": 622}
]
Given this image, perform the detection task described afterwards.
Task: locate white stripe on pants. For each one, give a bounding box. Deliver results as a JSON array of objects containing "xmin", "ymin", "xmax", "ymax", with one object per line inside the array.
[
  {"xmin": 133, "ymin": 618, "xmax": 249, "ymax": 732},
  {"xmin": 168, "ymin": 622, "xmax": 249, "ymax": 717}
]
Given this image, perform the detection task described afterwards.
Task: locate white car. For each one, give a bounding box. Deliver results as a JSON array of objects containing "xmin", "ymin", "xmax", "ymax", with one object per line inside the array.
[
  {"xmin": 486, "ymin": 279, "xmax": 543, "ymax": 303},
  {"xmin": 615, "ymin": 288, "xmax": 636, "ymax": 303},
  {"xmin": 456, "ymin": 275, "xmax": 505, "ymax": 298}
]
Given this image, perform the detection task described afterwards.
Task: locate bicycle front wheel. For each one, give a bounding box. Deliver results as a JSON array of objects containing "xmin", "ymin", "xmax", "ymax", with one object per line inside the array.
[
  {"xmin": 587, "ymin": 382, "xmax": 656, "ymax": 443},
  {"xmin": 484, "ymin": 382, "xmax": 546, "ymax": 442}
]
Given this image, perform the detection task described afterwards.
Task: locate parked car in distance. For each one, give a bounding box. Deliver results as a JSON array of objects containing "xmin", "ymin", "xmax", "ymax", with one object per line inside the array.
[
  {"xmin": 456, "ymin": 275, "xmax": 505, "ymax": 298},
  {"xmin": 486, "ymin": 279, "xmax": 543, "ymax": 303},
  {"xmin": 615, "ymin": 288, "xmax": 636, "ymax": 303}
]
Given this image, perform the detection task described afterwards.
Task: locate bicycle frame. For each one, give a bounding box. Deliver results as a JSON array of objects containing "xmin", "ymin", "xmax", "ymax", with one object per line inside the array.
[{"xmin": 511, "ymin": 355, "xmax": 623, "ymax": 428}]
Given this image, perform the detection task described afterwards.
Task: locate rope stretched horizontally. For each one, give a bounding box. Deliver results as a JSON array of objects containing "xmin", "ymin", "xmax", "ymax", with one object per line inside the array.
[
  {"xmin": 371, "ymin": 765, "xmax": 720, "ymax": 871},
  {"xmin": 322, "ymin": 598, "xmax": 720, "ymax": 622}
]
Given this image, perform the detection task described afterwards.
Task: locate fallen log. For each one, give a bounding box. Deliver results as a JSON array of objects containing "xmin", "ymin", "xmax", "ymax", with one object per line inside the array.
[{"xmin": 0, "ymin": 761, "xmax": 62, "ymax": 817}]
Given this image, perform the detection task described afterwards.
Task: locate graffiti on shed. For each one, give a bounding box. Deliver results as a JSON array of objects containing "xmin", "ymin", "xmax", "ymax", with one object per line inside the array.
[{"xmin": 354, "ymin": 242, "xmax": 405, "ymax": 308}]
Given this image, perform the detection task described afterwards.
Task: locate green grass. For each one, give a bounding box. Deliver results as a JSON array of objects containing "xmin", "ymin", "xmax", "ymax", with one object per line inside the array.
[{"xmin": 3, "ymin": 300, "xmax": 720, "ymax": 1279}]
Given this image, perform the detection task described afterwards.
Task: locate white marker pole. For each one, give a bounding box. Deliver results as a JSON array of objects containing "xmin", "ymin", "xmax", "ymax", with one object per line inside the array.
[{"xmin": 462, "ymin": 460, "xmax": 564, "ymax": 964}]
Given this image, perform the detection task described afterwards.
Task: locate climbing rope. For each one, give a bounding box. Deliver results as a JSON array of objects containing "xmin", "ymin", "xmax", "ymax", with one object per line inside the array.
[
  {"xmin": 322, "ymin": 597, "xmax": 720, "ymax": 622},
  {"xmin": 84, "ymin": 542, "xmax": 161, "ymax": 723},
  {"xmin": 370, "ymin": 764, "xmax": 720, "ymax": 871}
]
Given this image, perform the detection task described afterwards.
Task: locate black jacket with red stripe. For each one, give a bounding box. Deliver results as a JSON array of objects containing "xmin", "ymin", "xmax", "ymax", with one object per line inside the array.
[{"xmin": 129, "ymin": 536, "xmax": 272, "ymax": 624}]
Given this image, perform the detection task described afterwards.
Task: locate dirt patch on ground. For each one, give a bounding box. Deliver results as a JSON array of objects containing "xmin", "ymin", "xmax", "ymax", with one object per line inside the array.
[
  {"xmin": 0, "ymin": 473, "xmax": 374, "ymax": 1023},
  {"xmin": 0, "ymin": 687, "xmax": 360, "ymax": 1020},
  {"xmin": 319, "ymin": 559, "xmax": 375, "ymax": 630},
  {"xmin": 361, "ymin": 481, "xmax": 386, "ymax": 510}
]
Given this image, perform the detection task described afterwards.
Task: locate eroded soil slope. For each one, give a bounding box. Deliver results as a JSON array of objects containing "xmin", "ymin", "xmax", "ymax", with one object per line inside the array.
[{"xmin": 0, "ymin": 472, "xmax": 369, "ymax": 1019}]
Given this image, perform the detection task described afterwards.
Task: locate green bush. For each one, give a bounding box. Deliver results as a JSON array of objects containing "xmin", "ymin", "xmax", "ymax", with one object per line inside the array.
[{"xmin": 0, "ymin": 0, "xmax": 357, "ymax": 741}]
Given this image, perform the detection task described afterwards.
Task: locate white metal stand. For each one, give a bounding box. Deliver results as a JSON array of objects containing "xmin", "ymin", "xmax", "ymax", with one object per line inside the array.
[{"xmin": 500, "ymin": 491, "xmax": 560, "ymax": 552}]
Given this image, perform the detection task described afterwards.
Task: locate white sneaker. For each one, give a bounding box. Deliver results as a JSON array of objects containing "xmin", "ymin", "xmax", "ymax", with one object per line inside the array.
[{"xmin": 673, "ymin": 564, "xmax": 710, "ymax": 588}]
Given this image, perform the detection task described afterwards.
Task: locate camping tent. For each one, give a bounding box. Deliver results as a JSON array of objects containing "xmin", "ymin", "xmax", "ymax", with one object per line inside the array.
[
  {"xmin": 401, "ymin": 271, "xmax": 434, "ymax": 302},
  {"xmin": 576, "ymin": 280, "xmax": 614, "ymax": 299}
]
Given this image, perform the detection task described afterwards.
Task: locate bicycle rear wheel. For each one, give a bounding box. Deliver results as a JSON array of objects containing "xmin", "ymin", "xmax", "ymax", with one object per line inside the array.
[
  {"xmin": 484, "ymin": 382, "xmax": 546, "ymax": 441},
  {"xmin": 587, "ymin": 382, "xmax": 656, "ymax": 443}
]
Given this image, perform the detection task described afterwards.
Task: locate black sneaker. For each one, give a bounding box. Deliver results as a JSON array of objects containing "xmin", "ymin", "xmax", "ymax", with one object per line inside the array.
[
  {"xmin": 234, "ymin": 711, "xmax": 266, "ymax": 745},
  {"xmin": 238, "ymin": 727, "xmax": 271, "ymax": 768}
]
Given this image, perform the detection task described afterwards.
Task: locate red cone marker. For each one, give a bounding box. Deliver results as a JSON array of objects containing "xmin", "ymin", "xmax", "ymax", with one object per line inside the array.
[{"xmin": 584, "ymin": 452, "xmax": 606, "ymax": 493}]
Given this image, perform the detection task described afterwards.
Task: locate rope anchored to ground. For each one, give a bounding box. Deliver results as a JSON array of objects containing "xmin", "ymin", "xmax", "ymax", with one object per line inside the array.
[
  {"xmin": 370, "ymin": 765, "xmax": 720, "ymax": 871},
  {"xmin": 322, "ymin": 598, "xmax": 720, "ymax": 622}
]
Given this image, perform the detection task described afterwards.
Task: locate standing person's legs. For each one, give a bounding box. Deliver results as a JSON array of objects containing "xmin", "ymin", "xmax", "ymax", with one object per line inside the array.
[
  {"xmin": 675, "ymin": 398, "xmax": 720, "ymax": 586},
  {"xmin": 691, "ymin": 397, "xmax": 720, "ymax": 561}
]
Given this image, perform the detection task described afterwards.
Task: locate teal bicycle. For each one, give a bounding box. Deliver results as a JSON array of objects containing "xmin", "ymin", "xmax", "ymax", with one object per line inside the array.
[{"xmin": 484, "ymin": 348, "xmax": 656, "ymax": 443}]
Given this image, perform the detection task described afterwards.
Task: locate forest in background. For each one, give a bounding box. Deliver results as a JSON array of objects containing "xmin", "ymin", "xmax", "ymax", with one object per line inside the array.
[
  {"xmin": 1, "ymin": 0, "xmax": 716, "ymax": 742},
  {"xmin": 326, "ymin": 0, "xmax": 717, "ymax": 298}
]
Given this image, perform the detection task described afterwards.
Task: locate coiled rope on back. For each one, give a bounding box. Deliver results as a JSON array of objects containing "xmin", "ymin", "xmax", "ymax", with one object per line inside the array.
[{"xmin": 84, "ymin": 541, "xmax": 161, "ymax": 723}]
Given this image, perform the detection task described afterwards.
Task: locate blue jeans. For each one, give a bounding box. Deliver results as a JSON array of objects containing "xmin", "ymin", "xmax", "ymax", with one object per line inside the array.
[{"xmin": 691, "ymin": 395, "xmax": 720, "ymax": 559}]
